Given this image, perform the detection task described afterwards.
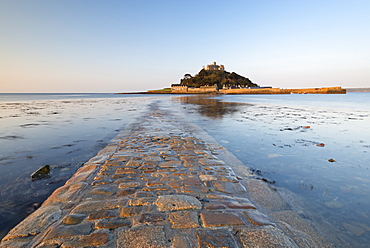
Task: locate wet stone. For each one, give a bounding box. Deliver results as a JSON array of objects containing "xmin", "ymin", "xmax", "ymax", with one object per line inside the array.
[
  {"xmin": 136, "ymin": 213, "xmax": 166, "ymax": 225},
  {"xmin": 104, "ymin": 161, "xmax": 123, "ymax": 167},
  {"xmin": 223, "ymin": 201, "xmax": 256, "ymax": 209},
  {"xmin": 31, "ymin": 164, "xmax": 51, "ymax": 181},
  {"xmin": 218, "ymin": 175, "xmax": 239, "ymax": 182},
  {"xmin": 184, "ymin": 162, "xmax": 202, "ymax": 169},
  {"xmin": 204, "ymin": 204, "xmax": 227, "ymax": 210},
  {"xmin": 44, "ymin": 223, "xmax": 92, "ymax": 241},
  {"xmin": 43, "ymin": 182, "xmax": 87, "ymax": 205},
  {"xmin": 98, "ymin": 166, "xmax": 116, "ymax": 175},
  {"xmin": 129, "ymin": 197, "xmax": 156, "ymax": 206},
  {"xmin": 91, "ymin": 179, "xmax": 113, "ymax": 185},
  {"xmin": 111, "ymin": 174, "xmax": 125, "ymax": 179},
  {"xmin": 213, "ymin": 181, "xmax": 247, "ymax": 194},
  {"xmin": 71, "ymin": 200, "xmax": 127, "ymax": 214},
  {"xmin": 111, "ymin": 155, "xmax": 131, "ymax": 161},
  {"xmin": 116, "ymin": 222, "xmax": 169, "ymax": 248},
  {"xmin": 124, "ymin": 160, "xmax": 142, "ymax": 167},
  {"xmin": 238, "ymin": 226, "xmax": 297, "ymax": 248},
  {"xmin": 90, "ymin": 186, "xmax": 115, "ymax": 196},
  {"xmin": 87, "ymin": 209, "xmax": 117, "ymax": 220},
  {"xmin": 182, "ymin": 177, "xmax": 202, "ymax": 186},
  {"xmin": 159, "ymin": 161, "xmax": 182, "ymax": 168},
  {"xmin": 116, "ymin": 168, "xmax": 140, "ymax": 174},
  {"xmin": 93, "ymin": 175, "xmax": 109, "ymax": 181},
  {"xmin": 198, "ymin": 159, "xmax": 225, "ymax": 166},
  {"xmin": 117, "ymin": 188, "xmax": 137, "ymax": 196},
  {"xmin": 199, "ymin": 175, "xmax": 218, "ymax": 181},
  {"xmin": 168, "ymin": 211, "xmax": 199, "ymax": 229},
  {"xmin": 118, "ymin": 182, "xmax": 141, "ymax": 189},
  {"xmin": 95, "ymin": 218, "xmax": 131, "ymax": 229},
  {"xmin": 139, "ymin": 164, "xmax": 157, "ymax": 170},
  {"xmin": 179, "ymin": 156, "xmax": 198, "ymax": 162},
  {"xmin": 155, "ymin": 194, "xmax": 202, "ymax": 212},
  {"xmin": 120, "ymin": 207, "xmax": 141, "ymax": 217},
  {"xmin": 143, "ymin": 156, "xmax": 162, "ymax": 162},
  {"xmin": 62, "ymin": 232, "xmax": 109, "ymax": 247},
  {"xmin": 142, "ymin": 186, "xmax": 171, "ymax": 192},
  {"xmin": 141, "ymin": 176, "xmax": 156, "ymax": 181},
  {"xmin": 171, "ymin": 235, "xmax": 191, "ymax": 248},
  {"xmin": 168, "ymin": 181, "xmax": 182, "ymax": 188},
  {"xmin": 245, "ymin": 179, "xmax": 288, "ymax": 210},
  {"xmin": 272, "ymin": 210, "xmax": 332, "ymax": 247},
  {"xmin": 180, "ymin": 186, "xmax": 210, "ymax": 194},
  {"xmin": 152, "ymin": 172, "xmax": 170, "ymax": 178},
  {"xmin": 146, "ymin": 181, "xmax": 164, "ymax": 187},
  {"xmin": 133, "ymin": 192, "xmax": 154, "ymax": 198},
  {"xmin": 200, "ymin": 212, "xmax": 244, "ymax": 227},
  {"xmin": 63, "ymin": 214, "xmax": 86, "ymax": 225},
  {"xmin": 196, "ymin": 229, "xmax": 238, "ymax": 248},
  {"xmin": 173, "ymin": 172, "xmax": 188, "ymax": 176},
  {"xmin": 66, "ymin": 164, "xmax": 98, "ymax": 184},
  {"xmin": 244, "ymin": 210, "xmax": 274, "ymax": 226},
  {"xmin": 2, "ymin": 205, "xmax": 62, "ymax": 242}
]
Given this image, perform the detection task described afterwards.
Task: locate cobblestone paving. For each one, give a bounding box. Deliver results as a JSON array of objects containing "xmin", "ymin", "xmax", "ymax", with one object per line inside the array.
[{"xmin": 1, "ymin": 101, "xmax": 333, "ymax": 247}]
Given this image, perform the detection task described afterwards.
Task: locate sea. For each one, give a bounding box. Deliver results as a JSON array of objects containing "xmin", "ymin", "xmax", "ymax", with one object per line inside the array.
[{"xmin": 0, "ymin": 92, "xmax": 369, "ymax": 247}]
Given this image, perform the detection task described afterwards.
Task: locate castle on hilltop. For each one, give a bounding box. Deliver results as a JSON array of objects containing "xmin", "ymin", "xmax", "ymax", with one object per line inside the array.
[
  {"xmin": 202, "ymin": 61, "xmax": 225, "ymax": 71},
  {"xmin": 154, "ymin": 61, "xmax": 347, "ymax": 95}
]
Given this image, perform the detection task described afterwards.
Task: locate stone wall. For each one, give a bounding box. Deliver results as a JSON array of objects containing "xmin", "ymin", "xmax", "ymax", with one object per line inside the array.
[
  {"xmin": 219, "ymin": 87, "xmax": 346, "ymax": 94},
  {"xmin": 188, "ymin": 86, "xmax": 217, "ymax": 93}
]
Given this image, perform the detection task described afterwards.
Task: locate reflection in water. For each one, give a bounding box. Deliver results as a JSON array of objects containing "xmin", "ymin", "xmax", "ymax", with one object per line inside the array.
[
  {"xmin": 175, "ymin": 95, "xmax": 370, "ymax": 247},
  {"xmin": 175, "ymin": 95, "xmax": 250, "ymax": 119},
  {"xmin": 0, "ymin": 97, "xmax": 151, "ymax": 239}
]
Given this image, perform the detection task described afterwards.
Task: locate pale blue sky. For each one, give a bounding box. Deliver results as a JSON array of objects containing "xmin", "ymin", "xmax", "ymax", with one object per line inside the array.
[{"xmin": 1, "ymin": 0, "xmax": 369, "ymax": 92}]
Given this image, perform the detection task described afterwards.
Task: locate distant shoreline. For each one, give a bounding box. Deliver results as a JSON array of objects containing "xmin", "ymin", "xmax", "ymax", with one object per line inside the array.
[
  {"xmin": 119, "ymin": 86, "xmax": 347, "ymax": 95},
  {"xmin": 117, "ymin": 87, "xmax": 370, "ymax": 95},
  {"xmin": 346, "ymin": 88, "xmax": 370, "ymax": 92}
]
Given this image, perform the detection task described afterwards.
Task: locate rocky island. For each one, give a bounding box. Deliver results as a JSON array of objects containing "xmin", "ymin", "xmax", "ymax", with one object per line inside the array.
[{"xmin": 147, "ymin": 62, "xmax": 346, "ymax": 95}]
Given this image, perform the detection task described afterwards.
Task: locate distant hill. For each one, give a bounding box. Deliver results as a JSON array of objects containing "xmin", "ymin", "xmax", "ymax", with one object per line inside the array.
[
  {"xmin": 346, "ymin": 88, "xmax": 370, "ymax": 92},
  {"xmin": 180, "ymin": 69, "xmax": 259, "ymax": 89}
]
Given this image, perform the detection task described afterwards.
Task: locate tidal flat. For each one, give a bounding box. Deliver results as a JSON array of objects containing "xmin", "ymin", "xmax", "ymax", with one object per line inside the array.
[
  {"xmin": 1, "ymin": 93, "xmax": 369, "ymax": 247},
  {"xmin": 0, "ymin": 95, "xmax": 160, "ymax": 238},
  {"xmin": 176, "ymin": 94, "xmax": 370, "ymax": 247}
]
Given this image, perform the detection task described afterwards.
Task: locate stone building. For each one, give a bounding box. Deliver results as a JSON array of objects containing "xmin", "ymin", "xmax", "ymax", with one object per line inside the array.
[
  {"xmin": 171, "ymin": 84, "xmax": 188, "ymax": 91},
  {"xmin": 171, "ymin": 84, "xmax": 218, "ymax": 93},
  {"xmin": 203, "ymin": 61, "xmax": 225, "ymax": 71}
]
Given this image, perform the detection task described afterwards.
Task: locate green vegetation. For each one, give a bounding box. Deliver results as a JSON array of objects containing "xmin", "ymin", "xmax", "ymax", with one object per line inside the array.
[
  {"xmin": 180, "ymin": 69, "xmax": 259, "ymax": 88},
  {"xmin": 151, "ymin": 88, "xmax": 172, "ymax": 92}
]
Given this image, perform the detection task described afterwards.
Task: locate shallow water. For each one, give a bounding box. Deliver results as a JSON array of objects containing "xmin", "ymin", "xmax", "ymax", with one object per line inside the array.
[
  {"xmin": 1, "ymin": 93, "xmax": 369, "ymax": 246},
  {"xmin": 0, "ymin": 94, "xmax": 164, "ymax": 238},
  {"xmin": 175, "ymin": 94, "xmax": 370, "ymax": 247}
]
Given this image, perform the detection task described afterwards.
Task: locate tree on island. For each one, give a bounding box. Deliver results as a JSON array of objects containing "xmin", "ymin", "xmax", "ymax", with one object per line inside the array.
[{"xmin": 180, "ymin": 69, "xmax": 259, "ymax": 89}]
